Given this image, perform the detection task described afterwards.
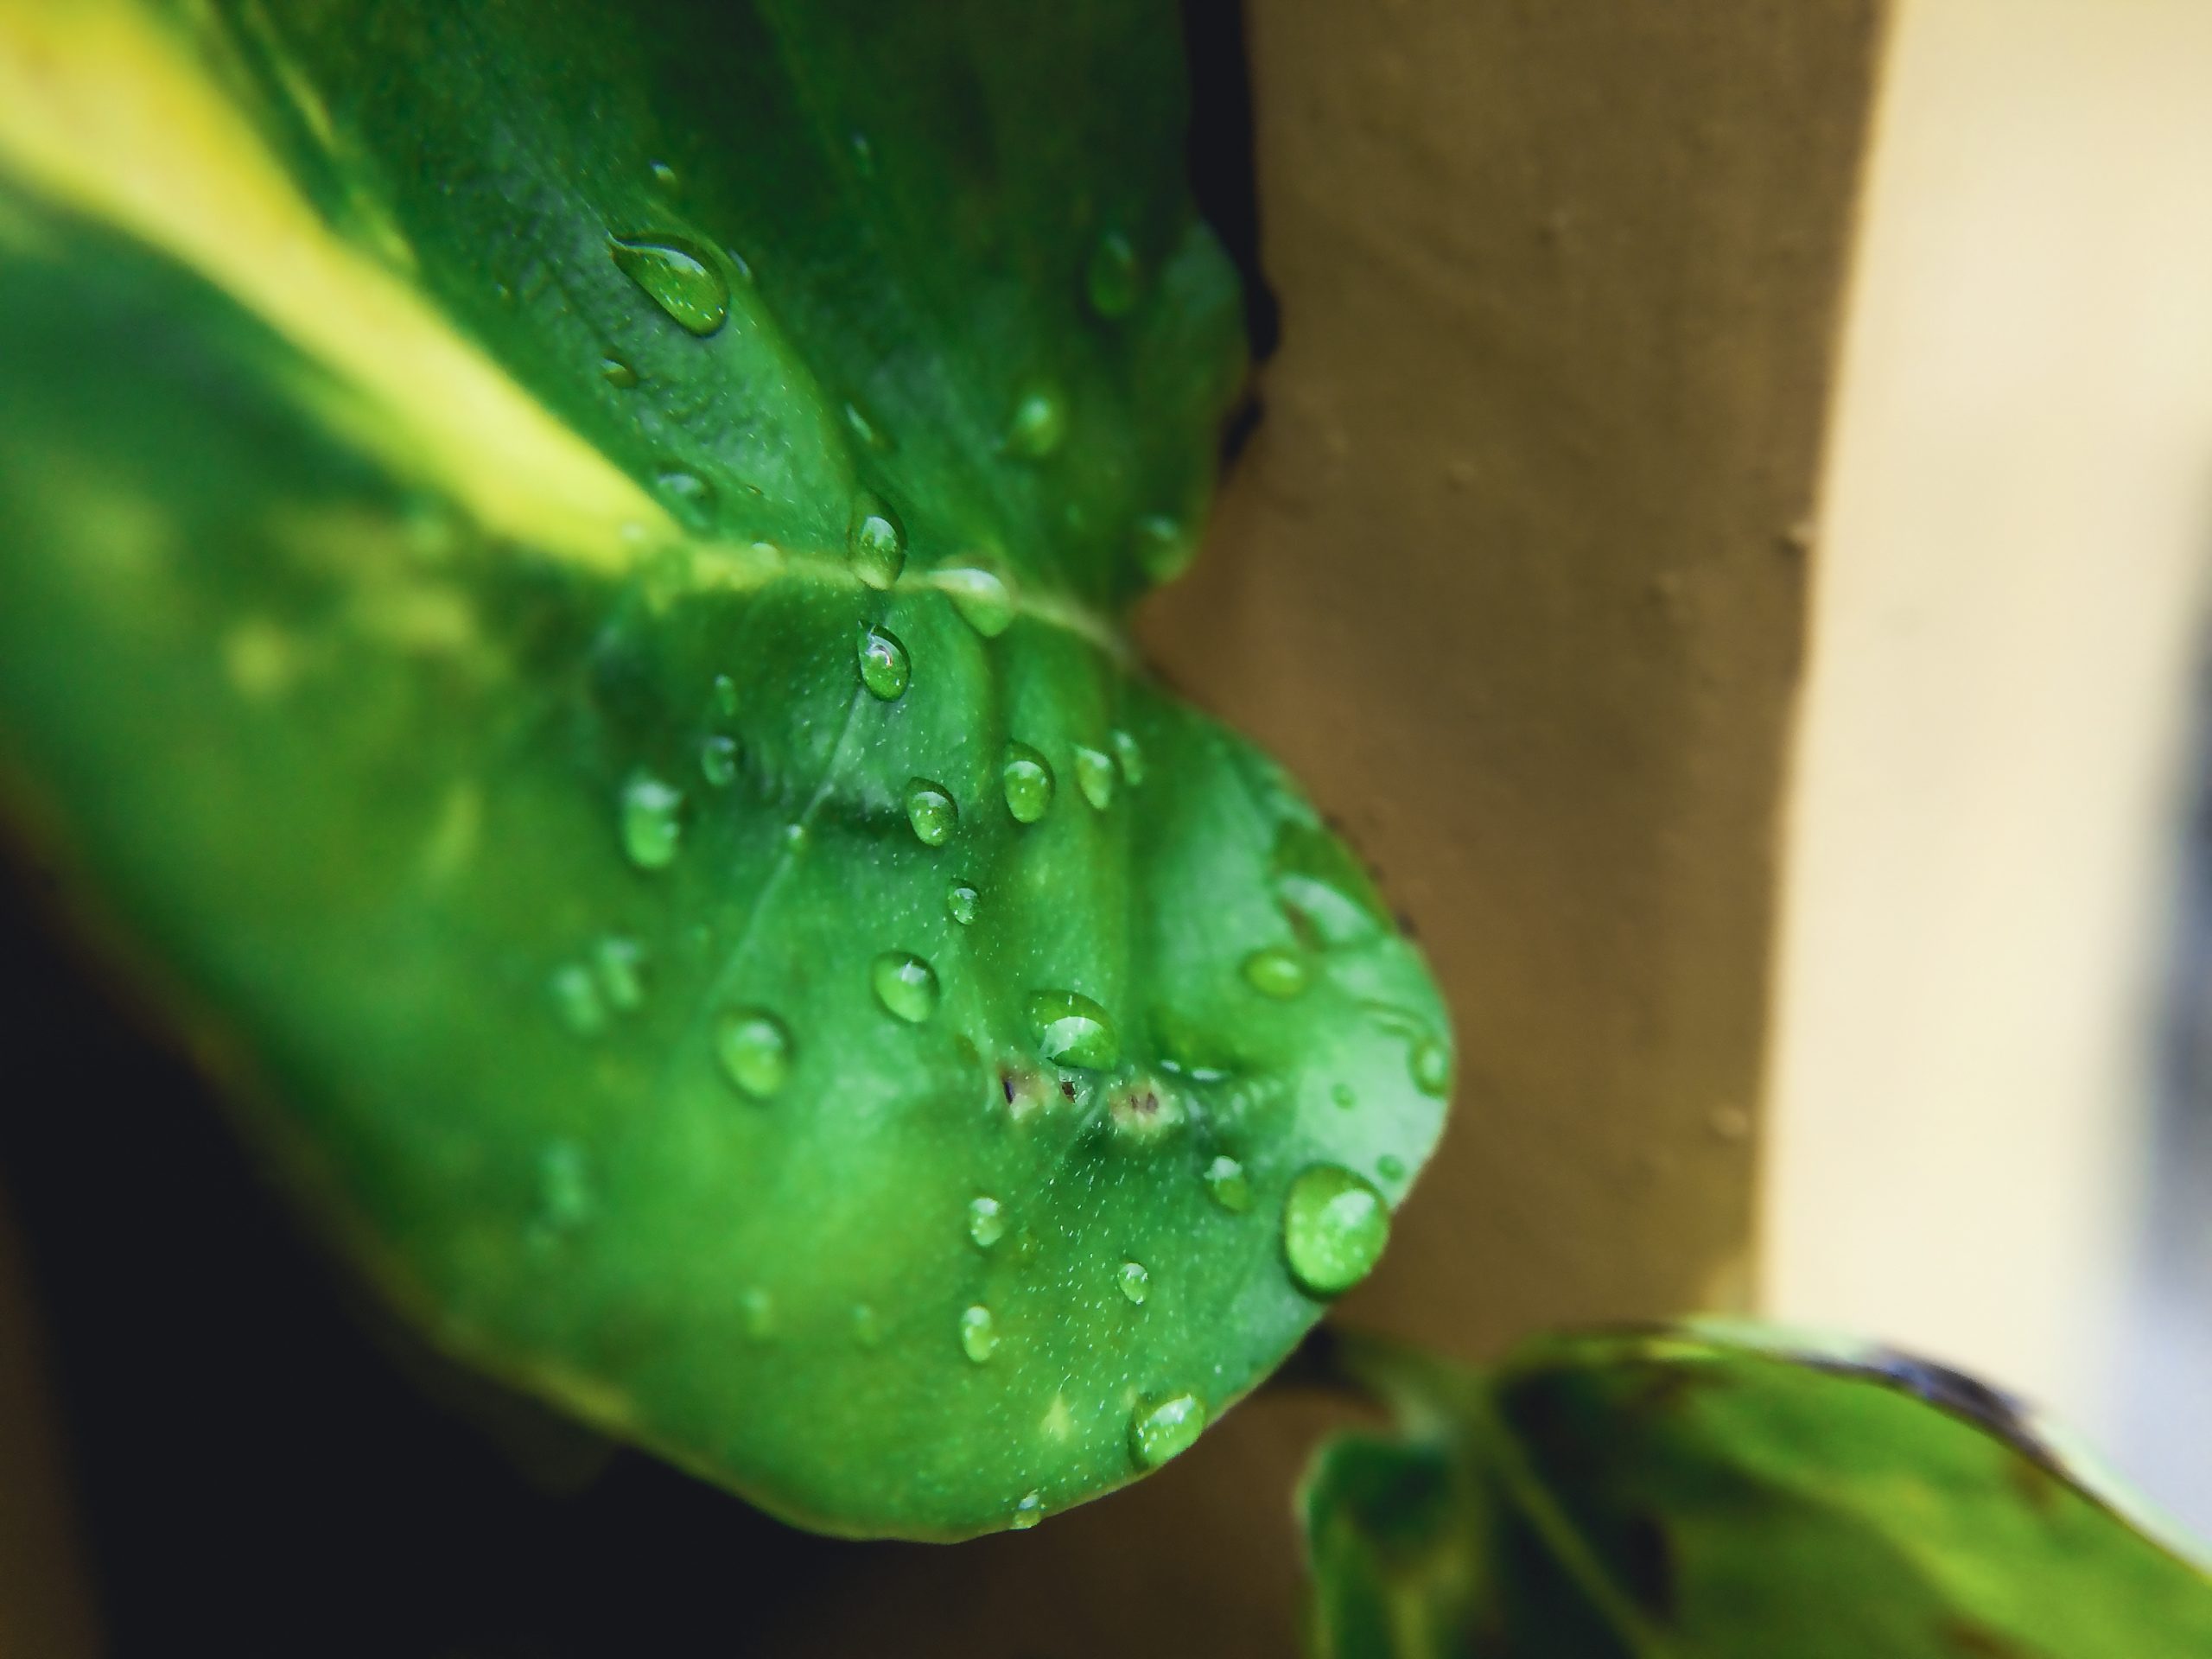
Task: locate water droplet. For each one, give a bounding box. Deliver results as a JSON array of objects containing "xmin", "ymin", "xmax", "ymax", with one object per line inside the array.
[
  {"xmin": 1118, "ymin": 1261, "xmax": 1150, "ymax": 1306},
  {"xmin": 858, "ymin": 624, "xmax": 911, "ymax": 701},
  {"xmin": 938, "ymin": 562, "xmax": 1014, "ymax": 637},
  {"xmin": 657, "ymin": 467, "xmax": 715, "ymax": 523},
  {"xmin": 1377, "ymin": 1154, "xmax": 1407, "ymax": 1181},
  {"xmin": 1331, "ymin": 1083, "xmax": 1357, "ymax": 1110},
  {"xmin": 594, "ymin": 936, "xmax": 647, "ymax": 1012},
  {"xmin": 1203, "ymin": 1154, "xmax": 1252, "ymax": 1213},
  {"xmin": 1110, "ymin": 728, "xmax": 1145, "ymax": 786},
  {"xmin": 1027, "ymin": 989, "xmax": 1117, "ymax": 1068},
  {"xmin": 700, "ymin": 734, "xmax": 740, "ymax": 788},
  {"xmin": 1002, "ymin": 742, "xmax": 1055, "ymax": 823},
  {"xmin": 873, "ymin": 950, "xmax": 941, "ymax": 1023},
  {"xmin": 600, "ymin": 354, "xmax": 639, "ymax": 388},
  {"xmin": 718, "ymin": 1009, "xmax": 793, "ymax": 1098},
  {"xmin": 1135, "ymin": 514, "xmax": 1196, "ymax": 583},
  {"xmin": 1282, "ymin": 1165, "xmax": 1390, "ymax": 1298},
  {"xmin": 1074, "ymin": 746, "xmax": 1116, "ymax": 810},
  {"xmin": 648, "ymin": 160, "xmax": 680, "ymax": 192},
  {"xmin": 1410, "ymin": 1037, "xmax": 1452, "ymax": 1098},
  {"xmin": 968, "ymin": 1195, "xmax": 1007, "ymax": 1249},
  {"xmin": 905, "ymin": 779, "xmax": 957, "ymax": 846},
  {"xmin": 533, "ymin": 1139, "xmax": 594, "ymax": 1236},
  {"xmin": 609, "ymin": 233, "xmax": 728, "ymax": 335},
  {"xmin": 713, "ymin": 673, "xmax": 739, "ymax": 715},
  {"xmin": 1010, "ymin": 1491, "xmax": 1044, "ymax": 1529},
  {"xmin": 1129, "ymin": 1392, "xmax": 1205, "ymax": 1469},
  {"xmin": 1241, "ymin": 945, "xmax": 1310, "ymax": 1001},
  {"xmin": 741, "ymin": 1287, "xmax": 775, "ymax": 1339},
  {"xmin": 843, "ymin": 401, "xmax": 890, "ymax": 454},
  {"xmin": 946, "ymin": 880, "xmax": 980, "ymax": 925},
  {"xmin": 619, "ymin": 772, "xmax": 684, "ymax": 870},
  {"xmin": 1086, "ymin": 230, "xmax": 1141, "ymax": 318},
  {"xmin": 852, "ymin": 1303, "xmax": 883, "ymax": 1348},
  {"xmin": 550, "ymin": 963, "xmax": 606, "ymax": 1036},
  {"xmin": 1003, "ymin": 387, "xmax": 1067, "ymax": 459},
  {"xmin": 959, "ymin": 1304, "xmax": 998, "ymax": 1363},
  {"xmin": 847, "ymin": 493, "xmax": 906, "ymax": 588}
]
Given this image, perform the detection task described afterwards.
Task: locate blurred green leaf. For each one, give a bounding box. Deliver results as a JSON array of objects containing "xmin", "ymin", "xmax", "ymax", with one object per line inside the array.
[
  {"xmin": 1301, "ymin": 1325, "xmax": 2212, "ymax": 1657},
  {"xmin": 0, "ymin": 0, "xmax": 1450, "ymax": 1537}
]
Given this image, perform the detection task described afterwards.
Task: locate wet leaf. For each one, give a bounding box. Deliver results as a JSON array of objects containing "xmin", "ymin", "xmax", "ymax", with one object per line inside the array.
[
  {"xmin": 1301, "ymin": 1325, "xmax": 2212, "ymax": 1657},
  {"xmin": 0, "ymin": 1, "xmax": 1449, "ymax": 1537}
]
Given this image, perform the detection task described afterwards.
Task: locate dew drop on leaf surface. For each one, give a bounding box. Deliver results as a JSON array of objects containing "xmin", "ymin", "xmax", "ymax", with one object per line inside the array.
[
  {"xmin": 945, "ymin": 879, "xmax": 980, "ymax": 925},
  {"xmin": 1203, "ymin": 1154, "xmax": 1252, "ymax": 1214},
  {"xmin": 846, "ymin": 492, "xmax": 906, "ymax": 588},
  {"xmin": 968, "ymin": 1195, "xmax": 1006, "ymax": 1249},
  {"xmin": 959, "ymin": 1304, "xmax": 998, "ymax": 1363},
  {"xmin": 1026, "ymin": 988, "xmax": 1116, "ymax": 1068},
  {"xmin": 1130, "ymin": 1392, "xmax": 1205, "ymax": 1469},
  {"xmin": 904, "ymin": 779, "xmax": 957, "ymax": 846},
  {"xmin": 699, "ymin": 734, "xmax": 739, "ymax": 788},
  {"xmin": 717, "ymin": 1009, "xmax": 793, "ymax": 1099},
  {"xmin": 1002, "ymin": 386, "xmax": 1067, "ymax": 459},
  {"xmin": 608, "ymin": 232, "xmax": 729, "ymax": 335},
  {"xmin": 1281, "ymin": 1165, "xmax": 1390, "ymax": 1298},
  {"xmin": 618, "ymin": 772, "xmax": 684, "ymax": 870},
  {"xmin": 1001, "ymin": 741, "xmax": 1055, "ymax": 823},
  {"xmin": 1074, "ymin": 745, "xmax": 1116, "ymax": 810},
  {"xmin": 1118, "ymin": 1261, "xmax": 1150, "ymax": 1306},
  {"xmin": 872, "ymin": 950, "xmax": 940, "ymax": 1023},
  {"xmin": 1241, "ymin": 944, "xmax": 1310, "ymax": 1001},
  {"xmin": 858, "ymin": 623, "xmax": 910, "ymax": 701},
  {"xmin": 938, "ymin": 562, "xmax": 1014, "ymax": 637}
]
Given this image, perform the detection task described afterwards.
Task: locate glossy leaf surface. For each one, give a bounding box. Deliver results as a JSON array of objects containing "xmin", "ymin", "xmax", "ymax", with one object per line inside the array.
[
  {"xmin": 0, "ymin": 0, "xmax": 1450, "ymax": 1537},
  {"xmin": 1301, "ymin": 1325, "xmax": 2212, "ymax": 1657}
]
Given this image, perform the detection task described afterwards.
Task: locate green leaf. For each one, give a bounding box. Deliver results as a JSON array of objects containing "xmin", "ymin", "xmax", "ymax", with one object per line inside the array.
[
  {"xmin": 1300, "ymin": 1325, "xmax": 2212, "ymax": 1657},
  {"xmin": 0, "ymin": 1, "xmax": 1450, "ymax": 1537}
]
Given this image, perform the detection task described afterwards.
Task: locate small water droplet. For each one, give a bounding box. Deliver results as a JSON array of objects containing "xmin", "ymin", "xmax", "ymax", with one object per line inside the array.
[
  {"xmin": 1331, "ymin": 1083, "xmax": 1357, "ymax": 1110},
  {"xmin": 1010, "ymin": 1491, "xmax": 1044, "ymax": 1529},
  {"xmin": 1074, "ymin": 746, "xmax": 1116, "ymax": 810},
  {"xmin": 946, "ymin": 879, "xmax": 980, "ymax": 925},
  {"xmin": 1118, "ymin": 1261, "xmax": 1150, "ymax": 1306},
  {"xmin": 1282, "ymin": 1164, "xmax": 1390, "ymax": 1297},
  {"xmin": 550, "ymin": 963, "xmax": 606, "ymax": 1036},
  {"xmin": 741, "ymin": 1287, "xmax": 775, "ymax": 1339},
  {"xmin": 1134, "ymin": 514, "xmax": 1196, "ymax": 583},
  {"xmin": 873, "ymin": 950, "xmax": 941, "ymax": 1023},
  {"xmin": 1026, "ymin": 989, "xmax": 1117, "ymax": 1069},
  {"xmin": 648, "ymin": 160, "xmax": 680, "ymax": 192},
  {"xmin": 656, "ymin": 467, "xmax": 715, "ymax": 524},
  {"xmin": 1086, "ymin": 230, "xmax": 1141, "ymax": 318},
  {"xmin": 1242, "ymin": 945, "xmax": 1310, "ymax": 1001},
  {"xmin": 1410, "ymin": 1037, "xmax": 1452, "ymax": 1098},
  {"xmin": 609, "ymin": 233, "xmax": 728, "ymax": 335},
  {"xmin": 858, "ymin": 624, "xmax": 911, "ymax": 701},
  {"xmin": 968, "ymin": 1195, "xmax": 1007, "ymax": 1249},
  {"xmin": 1110, "ymin": 728, "xmax": 1145, "ymax": 787},
  {"xmin": 1003, "ymin": 387, "xmax": 1067, "ymax": 460},
  {"xmin": 713, "ymin": 673, "xmax": 739, "ymax": 715},
  {"xmin": 600, "ymin": 354, "xmax": 639, "ymax": 388},
  {"xmin": 1377, "ymin": 1154, "xmax": 1407, "ymax": 1181},
  {"xmin": 903, "ymin": 779, "xmax": 957, "ymax": 846},
  {"xmin": 1002, "ymin": 742, "xmax": 1055, "ymax": 823},
  {"xmin": 1203, "ymin": 1154, "xmax": 1252, "ymax": 1213},
  {"xmin": 784, "ymin": 822, "xmax": 810, "ymax": 852},
  {"xmin": 718, "ymin": 1009, "xmax": 793, "ymax": 1098},
  {"xmin": 700, "ymin": 734, "xmax": 740, "ymax": 787},
  {"xmin": 594, "ymin": 936, "xmax": 647, "ymax": 1012},
  {"xmin": 847, "ymin": 493, "xmax": 906, "ymax": 589},
  {"xmin": 959, "ymin": 1304, "xmax": 998, "ymax": 1363},
  {"xmin": 1129, "ymin": 1392, "xmax": 1205, "ymax": 1469},
  {"xmin": 620, "ymin": 772, "xmax": 684, "ymax": 870},
  {"xmin": 843, "ymin": 401, "xmax": 890, "ymax": 454},
  {"xmin": 938, "ymin": 562, "xmax": 1014, "ymax": 637},
  {"xmin": 533, "ymin": 1139, "xmax": 594, "ymax": 1236}
]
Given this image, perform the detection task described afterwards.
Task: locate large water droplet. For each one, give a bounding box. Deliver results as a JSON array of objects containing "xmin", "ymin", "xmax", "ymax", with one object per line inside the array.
[
  {"xmin": 594, "ymin": 936, "xmax": 647, "ymax": 1012},
  {"xmin": 1002, "ymin": 742, "xmax": 1055, "ymax": 823},
  {"xmin": 1203, "ymin": 1154, "xmax": 1252, "ymax": 1213},
  {"xmin": 873, "ymin": 950, "xmax": 941, "ymax": 1023},
  {"xmin": 1010, "ymin": 1491, "xmax": 1044, "ymax": 1530},
  {"xmin": 1282, "ymin": 1165, "xmax": 1390, "ymax": 1297},
  {"xmin": 848, "ymin": 493, "xmax": 906, "ymax": 588},
  {"xmin": 1110, "ymin": 728, "xmax": 1145, "ymax": 787},
  {"xmin": 609, "ymin": 233, "xmax": 729, "ymax": 335},
  {"xmin": 858, "ymin": 624, "xmax": 911, "ymax": 701},
  {"xmin": 938, "ymin": 562, "xmax": 1014, "ymax": 637},
  {"xmin": 1027, "ymin": 989, "xmax": 1117, "ymax": 1068},
  {"xmin": 1074, "ymin": 746, "xmax": 1116, "ymax": 810},
  {"xmin": 968, "ymin": 1195, "xmax": 1007, "ymax": 1249},
  {"xmin": 946, "ymin": 879, "xmax": 980, "ymax": 925},
  {"xmin": 1118, "ymin": 1261, "xmax": 1150, "ymax": 1306},
  {"xmin": 1242, "ymin": 946, "xmax": 1310, "ymax": 1001},
  {"xmin": 620, "ymin": 772, "xmax": 684, "ymax": 870},
  {"xmin": 1411, "ymin": 1037, "xmax": 1452, "ymax": 1098},
  {"xmin": 718, "ymin": 1009, "xmax": 793, "ymax": 1098},
  {"xmin": 905, "ymin": 778, "xmax": 957, "ymax": 846},
  {"xmin": 1129, "ymin": 1392, "xmax": 1205, "ymax": 1469},
  {"xmin": 1134, "ymin": 514, "xmax": 1196, "ymax": 583},
  {"xmin": 700, "ymin": 734, "xmax": 740, "ymax": 788},
  {"xmin": 960, "ymin": 1304, "xmax": 998, "ymax": 1363},
  {"xmin": 550, "ymin": 963, "xmax": 606, "ymax": 1037},
  {"xmin": 1086, "ymin": 231, "xmax": 1141, "ymax": 318},
  {"xmin": 1003, "ymin": 387, "xmax": 1067, "ymax": 459}
]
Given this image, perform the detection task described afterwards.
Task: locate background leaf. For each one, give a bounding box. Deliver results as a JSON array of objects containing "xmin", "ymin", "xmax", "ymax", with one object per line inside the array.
[
  {"xmin": 1300, "ymin": 1325, "xmax": 2212, "ymax": 1657},
  {"xmin": 0, "ymin": 0, "xmax": 1449, "ymax": 1538}
]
